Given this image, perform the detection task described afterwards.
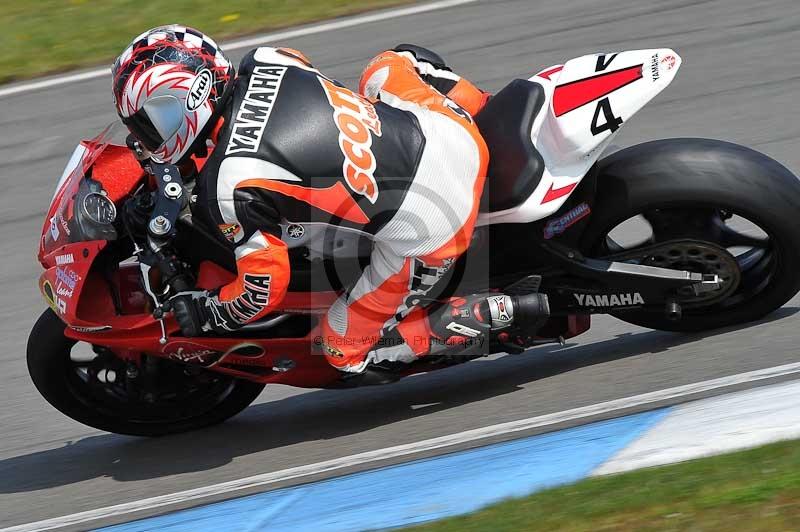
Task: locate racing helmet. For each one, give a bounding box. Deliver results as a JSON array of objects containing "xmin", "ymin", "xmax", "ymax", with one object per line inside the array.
[{"xmin": 112, "ymin": 25, "xmax": 235, "ymax": 163}]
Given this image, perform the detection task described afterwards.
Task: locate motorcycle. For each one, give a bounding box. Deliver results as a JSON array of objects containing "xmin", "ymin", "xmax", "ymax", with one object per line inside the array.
[{"xmin": 28, "ymin": 48, "xmax": 800, "ymax": 436}]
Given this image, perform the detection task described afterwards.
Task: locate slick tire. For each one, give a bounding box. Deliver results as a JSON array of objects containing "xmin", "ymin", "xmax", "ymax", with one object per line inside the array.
[
  {"xmin": 581, "ymin": 138, "xmax": 800, "ymax": 332},
  {"xmin": 27, "ymin": 309, "xmax": 265, "ymax": 436}
]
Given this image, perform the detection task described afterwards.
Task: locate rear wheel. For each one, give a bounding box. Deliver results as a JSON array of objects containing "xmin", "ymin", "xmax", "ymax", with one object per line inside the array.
[
  {"xmin": 582, "ymin": 139, "xmax": 800, "ymax": 332},
  {"xmin": 27, "ymin": 310, "xmax": 265, "ymax": 436}
]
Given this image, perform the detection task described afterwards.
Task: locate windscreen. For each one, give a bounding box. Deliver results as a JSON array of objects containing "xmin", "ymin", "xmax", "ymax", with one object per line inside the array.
[{"xmin": 40, "ymin": 123, "xmax": 124, "ymax": 256}]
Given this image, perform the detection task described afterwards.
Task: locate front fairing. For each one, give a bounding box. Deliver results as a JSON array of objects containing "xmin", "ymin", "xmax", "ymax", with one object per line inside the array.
[
  {"xmin": 39, "ymin": 123, "xmax": 144, "ymax": 262},
  {"xmin": 38, "ymin": 123, "xmax": 147, "ymax": 328},
  {"xmin": 33, "ymin": 127, "xmax": 341, "ymax": 387}
]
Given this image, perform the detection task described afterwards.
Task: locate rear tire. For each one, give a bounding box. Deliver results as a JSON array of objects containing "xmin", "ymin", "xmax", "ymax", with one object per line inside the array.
[
  {"xmin": 27, "ymin": 309, "xmax": 265, "ymax": 436},
  {"xmin": 582, "ymin": 139, "xmax": 800, "ymax": 332}
]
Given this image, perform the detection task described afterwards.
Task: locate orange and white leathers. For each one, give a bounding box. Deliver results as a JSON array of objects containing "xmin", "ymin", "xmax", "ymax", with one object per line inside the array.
[{"xmin": 319, "ymin": 50, "xmax": 489, "ymax": 372}]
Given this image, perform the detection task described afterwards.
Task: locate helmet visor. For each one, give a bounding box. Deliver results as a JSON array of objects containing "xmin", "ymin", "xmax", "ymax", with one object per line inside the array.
[
  {"xmin": 121, "ymin": 108, "xmax": 164, "ymax": 152},
  {"xmin": 121, "ymin": 95, "xmax": 184, "ymax": 152}
]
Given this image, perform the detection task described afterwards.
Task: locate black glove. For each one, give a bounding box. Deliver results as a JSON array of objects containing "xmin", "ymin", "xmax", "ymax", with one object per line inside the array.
[{"xmin": 167, "ymin": 291, "xmax": 211, "ymax": 337}]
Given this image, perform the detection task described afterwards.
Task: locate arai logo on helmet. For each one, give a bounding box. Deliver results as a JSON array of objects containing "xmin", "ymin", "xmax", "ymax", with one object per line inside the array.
[{"xmin": 186, "ymin": 69, "xmax": 213, "ymax": 111}]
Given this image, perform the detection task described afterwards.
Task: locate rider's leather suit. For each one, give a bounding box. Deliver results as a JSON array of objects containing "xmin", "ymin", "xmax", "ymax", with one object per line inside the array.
[{"xmin": 193, "ymin": 45, "xmax": 490, "ymax": 372}]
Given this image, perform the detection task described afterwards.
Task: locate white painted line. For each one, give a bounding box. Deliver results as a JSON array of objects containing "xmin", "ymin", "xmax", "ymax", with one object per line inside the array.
[
  {"xmin": 593, "ymin": 378, "xmax": 800, "ymax": 475},
  {"xmin": 5, "ymin": 361, "xmax": 800, "ymax": 532},
  {"xmin": 0, "ymin": 68, "xmax": 111, "ymax": 99},
  {"xmin": 221, "ymin": 0, "xmax": 479, "ymax": 50},
  {"xmin": 0, "ymin": 0, "xmax": 480, "ymax": 99}
]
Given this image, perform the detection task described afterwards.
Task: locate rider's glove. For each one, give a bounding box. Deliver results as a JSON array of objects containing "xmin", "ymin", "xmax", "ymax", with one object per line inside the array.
[{"xmin": 167, "ymin": 291, "xmax": 214, "ymax": 337}]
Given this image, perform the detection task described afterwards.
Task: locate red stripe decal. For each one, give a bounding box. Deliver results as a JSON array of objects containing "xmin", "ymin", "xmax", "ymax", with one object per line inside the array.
[
  {"xmin": 537, "ymin": 65, "xmax": 563, "ymax": 80},
  {"xmin": 552, "ymin": 65, "xmax": 643, "ymax": 117},
  {"xmin": 541, "ymin": 182, "xmax": 578, "ymax": 204}
]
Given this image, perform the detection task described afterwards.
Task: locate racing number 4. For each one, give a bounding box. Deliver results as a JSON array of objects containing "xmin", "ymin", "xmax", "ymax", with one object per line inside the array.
[
  {"xmin": 590, "ymin": 54, "xmax": 624, "ymax": 136},
  {"xmin": 590, "ymin": 97, "xmax": 623, "ymax": 136}
]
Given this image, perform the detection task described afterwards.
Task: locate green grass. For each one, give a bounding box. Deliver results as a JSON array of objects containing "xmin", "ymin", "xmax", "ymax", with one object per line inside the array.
[
  {"xmin": 408, "ymin": 439, "xmax": 800, "ymax": 532},
  {"xmin": 0, "ymin": 0, "xmax": 414, "ymax": 85}
]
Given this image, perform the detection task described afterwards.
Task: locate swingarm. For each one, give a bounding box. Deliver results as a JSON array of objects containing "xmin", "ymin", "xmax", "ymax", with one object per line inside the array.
[{"xmin": 530, "ymin": 240, "xmax": 726, "ymax": 319}]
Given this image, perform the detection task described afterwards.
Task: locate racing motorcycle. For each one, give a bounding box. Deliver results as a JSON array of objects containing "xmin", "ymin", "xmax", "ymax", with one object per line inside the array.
[{"xmin": 29, "ymin": 49, "xmax": 800, "ymax": 436}]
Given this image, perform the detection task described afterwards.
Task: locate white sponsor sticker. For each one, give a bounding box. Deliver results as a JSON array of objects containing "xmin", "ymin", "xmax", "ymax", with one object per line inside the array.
[
  {"xmin": 49, "ymin": 215, "xmax": 60, "ymax": 241},
  {"xmin": 446, "ymin": 322, "xmax": 481, "ymax": 337},
  {"xmin": 55, "ymin": 253, "xmax": 74, "ymax": 265},
  {"xmin": 186, "ymin": 69, "xmax": 213, "ymax": 111},
  {"xmin": 574, "ymin": 292, "xmax": 644, "ymax": 307},
  {"xmin": 225, "ymin": 66, "xmax": 287, "ymax": 155}
]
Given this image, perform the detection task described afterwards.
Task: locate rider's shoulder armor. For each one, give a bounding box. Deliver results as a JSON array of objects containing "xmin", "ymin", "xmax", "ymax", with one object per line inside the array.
[{"xmin": 200, "ymin": 47, "xmax": 426, "ymax": 235}]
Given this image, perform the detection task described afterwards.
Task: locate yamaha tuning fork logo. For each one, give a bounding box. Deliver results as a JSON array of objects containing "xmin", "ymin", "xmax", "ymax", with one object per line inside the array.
[{"xmin": 287, "ymin": 224, "xmax": 305, "ymax": 239}]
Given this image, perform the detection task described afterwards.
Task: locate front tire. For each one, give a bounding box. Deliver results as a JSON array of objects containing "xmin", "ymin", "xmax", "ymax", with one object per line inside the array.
[
  {"xmin": 27, "ymin": 310, "xmax": 265, "ymax": 436},
  {"xmin": 582, "ymin": 138, "xmax": 800, "ymax": 332}
]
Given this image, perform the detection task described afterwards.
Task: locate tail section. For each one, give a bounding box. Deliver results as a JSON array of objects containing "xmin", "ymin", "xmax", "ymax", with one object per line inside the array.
[{"xmin": 479, "ymin": 49, "xmax": 681, "ymax": 225}]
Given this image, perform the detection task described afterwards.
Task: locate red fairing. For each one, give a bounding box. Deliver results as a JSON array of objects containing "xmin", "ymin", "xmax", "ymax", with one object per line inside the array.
[
  {"xmin": 39, "ymin": 134, "xmax": 144, "ymax": 265},
  {"xmin": 565, "ymin": 314, "xmax": 591, "ymax": 339},
  {"xmin": 39, "ymin": 241, "xmax": 114, "ymax": 328},
  {"xmin": 35, "ymin": 134, "xmax": 323, "ymax": 387},
  {"xmin": 58, "ymin": 252, "xmax": 343, "ymax": 387},
  {"xmin": 40, "ymin": 241, "xmax": 342, "ymax": 388},
  {"xmin": 88, "ymin": 144, "xmax": 144, "ymax": 203},
  {"xmin": 48, "ymin": 250, "xmax": 344, "ymax": 388},
  {"xmin": 196, "ymin": 261, "xmax": 237, "ymax": 290}
]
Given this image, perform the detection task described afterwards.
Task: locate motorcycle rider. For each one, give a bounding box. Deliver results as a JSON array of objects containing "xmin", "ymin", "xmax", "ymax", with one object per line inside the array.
[{"xmin": 112, "ymin": 25, "xmax": 549, "ymax": 376}]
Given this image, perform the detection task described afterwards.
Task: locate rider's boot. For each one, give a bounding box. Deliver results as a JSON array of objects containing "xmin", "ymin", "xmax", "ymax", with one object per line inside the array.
[
  {"xmin": 346, "ymin": 293, "xmax": 549, "ymax": 386},
  {"xmin": 428, "ymin": 292, "xmax": 550, "ymax": 356}
]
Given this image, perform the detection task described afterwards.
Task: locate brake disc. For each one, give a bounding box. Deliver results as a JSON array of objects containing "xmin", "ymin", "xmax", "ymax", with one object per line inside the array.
[{"xmin": 606, "ymin": 239, "xmax": 741, "ymax": 306}]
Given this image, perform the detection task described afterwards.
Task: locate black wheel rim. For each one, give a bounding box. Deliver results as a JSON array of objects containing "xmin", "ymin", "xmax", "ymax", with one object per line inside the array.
[
  {"xmin": 590, "ymin": 206, "xmax": 778, "ymax": 313},
  {"xmin": 64, "ymin": 342, "xmax": 238, "ymax": 426}
]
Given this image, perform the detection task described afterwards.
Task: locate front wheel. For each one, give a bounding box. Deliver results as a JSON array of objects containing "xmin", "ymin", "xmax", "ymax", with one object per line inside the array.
[
  {"xmin": 582, "ymin": 138, "xmax": 800, "ymax": 332},
  {"xmin": 27, "ymin": 310, "xmax": 265, "ymax": 436}
]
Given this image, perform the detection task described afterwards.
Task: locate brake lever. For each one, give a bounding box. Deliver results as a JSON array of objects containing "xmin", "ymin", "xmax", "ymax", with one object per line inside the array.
[{"xmin": 138, "ymin": 261, "xmax": 169, "ymax": 345}]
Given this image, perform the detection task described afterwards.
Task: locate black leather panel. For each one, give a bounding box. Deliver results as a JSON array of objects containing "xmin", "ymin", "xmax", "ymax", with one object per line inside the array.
[
  {"xmin": 475, "ymin": 79, "xmax": 546, "ymax": 213},
  {"xmin": 392, "ymin": 44, "xmax": 448, "ymax": 69},
  {"xmin": 199, "ymin": 50, "xmax": 427, "ymax": 236}
]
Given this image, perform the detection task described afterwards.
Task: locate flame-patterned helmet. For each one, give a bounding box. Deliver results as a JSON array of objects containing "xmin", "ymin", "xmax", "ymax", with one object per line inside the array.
[{"xmin": 112, "ymin": 25, "xmax": 234, "ymax": 163}]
